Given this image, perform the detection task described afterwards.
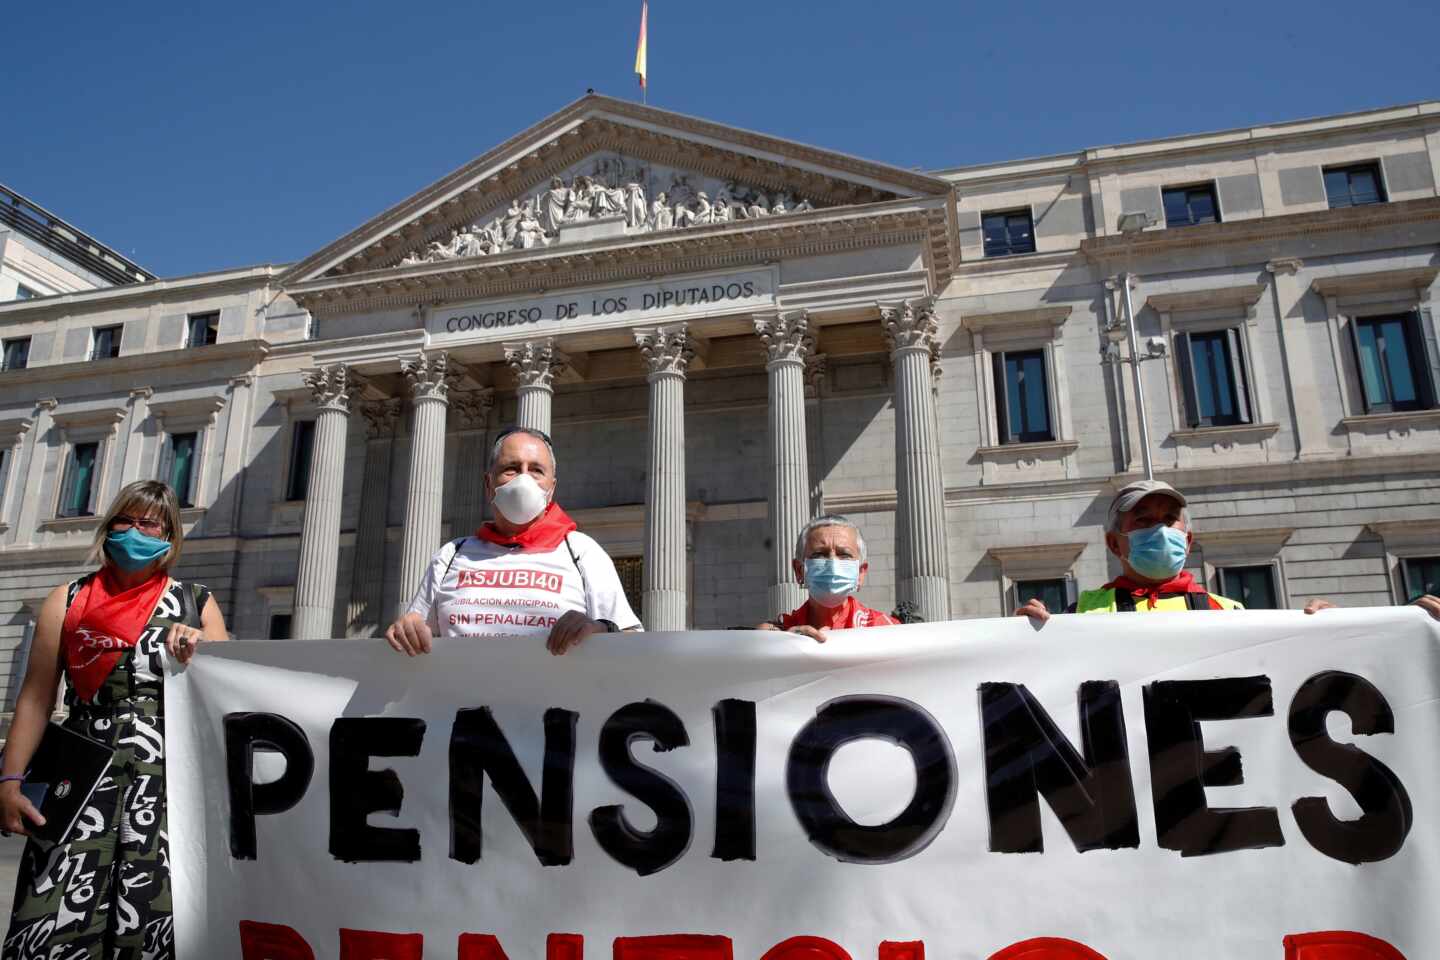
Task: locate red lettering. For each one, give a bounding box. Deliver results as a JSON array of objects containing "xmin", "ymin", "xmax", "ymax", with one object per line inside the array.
[
  {"xmin": 458, "ymin": 933, "xmax": 585, "ymax": 960},
  {"xmin": 760, "ymin": 937, "xmax": 851, "ymax": 960},
  {"xmin": 339, "ymin": 929, "xmax": 423, "ymax": 960},
  {"xmin": 987, "ymin": 939, "xmax": 1107, "ymax": 960},
  {"xmin": 1284, "ymin": 932, "xmax": 1406, "ymax": 959},
  {"xmin": 457, "ymin": 568, "xmax": 563, "ymax": 593},
  {"xmin": 879, "ymin": 943, "xmax": 923, "ymax": 960},
  {"xmin": 616, "ymin": 935, "xmax": 733, "ymax": 960},
  {"xmin": 239, "ymin": 921, "xmax": 315, "ymax": 960}
]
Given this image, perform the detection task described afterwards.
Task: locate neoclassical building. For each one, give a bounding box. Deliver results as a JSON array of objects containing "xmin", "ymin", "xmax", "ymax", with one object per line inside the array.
[{"xmin": 2, "ymin": 95, "xmax": 1438, "ymax": 703}]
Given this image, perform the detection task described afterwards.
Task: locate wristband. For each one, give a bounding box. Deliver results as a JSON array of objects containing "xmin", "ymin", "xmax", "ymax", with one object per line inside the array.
[
  {"xmin": 597, "ymin": 618, "xmax": 619, "ymax": 633},
  {"xmin": 0, "ymin": 775, "xmax": 24, "ymax": 785}
]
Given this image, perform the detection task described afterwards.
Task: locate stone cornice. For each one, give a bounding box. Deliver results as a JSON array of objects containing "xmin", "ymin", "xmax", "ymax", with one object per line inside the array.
[
  {"xmin": 1310, "ymin": 265, "xmax": 1439, "ymax": 298},
  {"xmin": 283, "ymin": 95, "xmax": 951, "ymax": 284},
  {"xmin": 287, "ymin": 199, "xmax": 947, "ymax": 317},
  {"xmin": 0, "ymin": 266, "xmax": 280, "ymax": 324},
  {"xmin": 1144, "ymin": 283, "xmax": 1266, "ymax": 314},
  {"xmin": 0, "ymin": 340, "xmax": 270, "ymax": 388},
  {"xmin": 1082, "ymin": 197, "xmax": 1440, "ymax": 261}
]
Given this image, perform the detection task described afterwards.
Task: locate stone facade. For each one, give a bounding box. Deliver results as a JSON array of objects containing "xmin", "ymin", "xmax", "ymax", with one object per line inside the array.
[{"xmin": 1, "ymin": 95, "xmax": 1438, "ymax": 714}]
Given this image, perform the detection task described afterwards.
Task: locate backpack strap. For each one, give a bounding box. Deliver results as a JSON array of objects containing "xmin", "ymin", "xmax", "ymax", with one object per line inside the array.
[
  {"xmin": 1113, "ymin": 590, "xmax": 1137, "ymax": 613},
  {"xmin": 1185, "ymin": 592, "xmax": 1213, "ymax": 611},
  {"xmin": 564, "ymin": 535, "xmax": 594, "ymax": 616},
  {"xmin": 440, "ymin": 538, "xmax": 470, "ymax": 585}
]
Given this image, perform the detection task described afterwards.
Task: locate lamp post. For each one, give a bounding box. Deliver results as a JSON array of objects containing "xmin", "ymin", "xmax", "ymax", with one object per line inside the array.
[{"xmin": 1111, "ymin": 211, "xmax": 1160, "ymax": 480}]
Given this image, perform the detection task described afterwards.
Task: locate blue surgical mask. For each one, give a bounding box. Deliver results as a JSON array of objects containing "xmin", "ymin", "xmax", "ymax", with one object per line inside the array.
[
  {"xmin": 1124, "ymin": 524, "xmax": 1189, "ymax": 580},
  {"xmin": 804, "ymin": 558, "xmax": 861, "ymax": 607},
  {"xmin": 104, "ymin": 527, "xmax": 171, "ymax": 572}
]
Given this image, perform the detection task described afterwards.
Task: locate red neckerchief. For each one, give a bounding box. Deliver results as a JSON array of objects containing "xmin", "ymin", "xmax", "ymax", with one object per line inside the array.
[
  {"xmin": 60, "ymin": 568, "xmax": 169, "ymax": 702},
  {"xmin": 474, "ymin": 502, "xmax": 578, "ymax": 551},
  {"xmin": 778, "ymin": 596, "xmax": 899, "ymax": 630},
  {"xmin": 1102, "ymin": 571, "xmax": 1206, "ymax": 609}
]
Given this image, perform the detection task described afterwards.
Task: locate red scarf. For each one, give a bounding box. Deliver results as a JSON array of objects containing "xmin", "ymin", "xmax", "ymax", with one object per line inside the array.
[
  {"xmin": 1102, "ymin": 571, "xmax": 1207, "ymax": 609},
  {"xmin": 474, "ymin": 503, "xmax": 578, "ymax": 551},
  {"xmin": 779, "ymin": 596, "xmax": 899, "ymax": 630},
  {"xmin": 60, "ymin": 568, "xmax": 169, "ymax": 702}
]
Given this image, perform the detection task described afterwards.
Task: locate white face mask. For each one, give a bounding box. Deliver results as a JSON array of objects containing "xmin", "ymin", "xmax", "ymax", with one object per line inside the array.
[{"xmin": 491, "ymin": 473, "xmax": 550, "ymax": 525}]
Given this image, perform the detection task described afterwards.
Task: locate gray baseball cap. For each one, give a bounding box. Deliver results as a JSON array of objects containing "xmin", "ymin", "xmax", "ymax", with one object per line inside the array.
[{"xmin": 1107, "ymin": 479, "xmax": 1187, "ymax": 530}]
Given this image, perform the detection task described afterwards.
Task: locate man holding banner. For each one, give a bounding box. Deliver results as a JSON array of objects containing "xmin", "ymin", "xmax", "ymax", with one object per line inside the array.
[
  {"xmin": 757, "ymin": 514, "xmax": 897, "ymax": 640},
  {"xmin": 385, "ymin": 426, "xmax": 640, "ymax": 657}
]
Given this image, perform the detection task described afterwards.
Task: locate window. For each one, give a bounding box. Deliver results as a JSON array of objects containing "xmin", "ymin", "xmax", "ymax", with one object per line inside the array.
[
  {"xmin": 91, "ymin": 325, "xmax": 122, "ymax": 360},
  {"xmin": 1175, "ymin": 329, "xmax": 1252, "ymax": 427},
  {"xmin": 161, "ymin": 432, "xmax": 199, "ymax": 507},
  {"xmin": 982, "ymin": 209, "xmax": 1036, "ymax": 258},
  {"xmin": 1403, "ymin": 556, "xmax": 1440, "ymax": 603},
  {"xmin": 1016, "ymin": 578, "xmax": 1069, "ymax": 613},
  {"xmin": 1219, "ymin": 565, "xmax": 1279, "ymax": 609},
  {"xmin": 268, "ymin": 613, "xmax": 293, "ymax": 640},
  {"xmin": 187, "ymin": 312, "xmax": 219, "ymax": 348},
  {"xmin": 14, "ymin": 284, "xmax": 37, "ymax": 301},
  {"xmin": 615, "ymin": 556, "xmax": 644, "ymax": 621},
  {"xmin": 58, "ymin": 442, "xmax": 101, "ymax": 517},
  {"xmin": 1162, "ymin": 184, "xmax": 1220, "ymax": 227},
  {"xmin": 285, "ymin": 420, "xmax": 316, "ymax": 501},
  {"xmin": 1350, "ymin": 312, "xmax": 1436, "ymax": 414},
  {"xmin": 993, "ymin": 349, "xmax": 1054, "ymax": 443},
  {"xmin": 1324, "ymin": 162, "xmax": 1386, "ymax": 209},
  {"xmin": 2, "ymin": 337, "xmax": 29, "ymax": 371}
]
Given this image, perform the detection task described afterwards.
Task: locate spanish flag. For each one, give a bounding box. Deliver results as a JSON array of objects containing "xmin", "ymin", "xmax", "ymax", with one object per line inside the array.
[{"xmin": 634, "ymin": 0, "xmax": 648, "ymax": 92}]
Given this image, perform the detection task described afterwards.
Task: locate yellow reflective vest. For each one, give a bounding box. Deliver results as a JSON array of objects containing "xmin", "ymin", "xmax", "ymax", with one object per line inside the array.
[{"xmin": 1074, "ymin": 588, "xmax": 1244, "ymax": 613}]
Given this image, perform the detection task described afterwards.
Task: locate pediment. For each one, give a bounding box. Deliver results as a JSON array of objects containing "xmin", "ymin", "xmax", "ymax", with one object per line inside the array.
[{"xmin": 282, "ymin": 95, "xmax": 953, "ymax": 285}]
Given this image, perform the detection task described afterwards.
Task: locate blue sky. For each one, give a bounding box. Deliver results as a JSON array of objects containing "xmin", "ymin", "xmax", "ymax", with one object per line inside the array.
[{"xmin": 9, "ymin": 0, "xmax": 1437, "ymax": 278}]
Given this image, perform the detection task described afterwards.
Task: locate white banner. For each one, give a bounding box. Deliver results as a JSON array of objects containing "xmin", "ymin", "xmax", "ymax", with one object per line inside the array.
[{"xmin": 167, "ymin": 609, "xmax": 1440, "ymax": 960}]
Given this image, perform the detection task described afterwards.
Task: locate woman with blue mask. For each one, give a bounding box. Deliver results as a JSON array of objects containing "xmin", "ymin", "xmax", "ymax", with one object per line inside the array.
[
  {"xmin": 756, "ymin": 514, "xmax": 899, "ymax": 642},
  {"xmin": 0, "ymin": 480, "xmax": 229, "ymax": 959}
]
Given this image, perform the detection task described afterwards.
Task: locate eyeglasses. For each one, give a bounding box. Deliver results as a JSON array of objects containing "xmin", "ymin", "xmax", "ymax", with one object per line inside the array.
[{"xmin": 111, "ymin": 514, "xmax": 166, "ymax": 536}]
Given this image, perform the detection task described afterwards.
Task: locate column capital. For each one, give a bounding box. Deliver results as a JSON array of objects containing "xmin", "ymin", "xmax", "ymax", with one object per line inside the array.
[
  {"xmin": 228, "ymin": 374, "xmax": 255, "ymax": 391},
  {"xmin": 504, "ymin": 338, "xmax": 569, "ymax": 390},
  {"xmin": 634, "ymin": 324, "xmax": 695, "ymax": 379},
  {"xmin": 450, "ymin": 388, "xmax": 495, "ymax": 431},
  {"xmin": 35, "ymin": 398, "xmax": 57, "ymax": 413},
  {"xmin": 881, "ymin": 300, "xmax": 940, "ymax": 355},
  {"xmin": 1104, "ymin": 274, "xmax": 1140, "ymax": 291},
  {"xmin": 358, "ymin": 398, "xmax": 404, "ymax": 438},
  {"xmin": 303, "ymin": 363, "xmax": 365, "ymax": 413},
  {"xmin": 1266, "ymin": 257, "xmax": 1304, "ymax": 276},
  {"xmin": 804, "ymin": 352, "xmax": 828, "ymax": 398},
  {"xmin": 128, "ymin": 387, "xmax": 153, "ymax": 403},
  {"xmin": 754, "ymin": 310, "xmax": 814, "ymax": 367},
  {"xmin": 402, "ymin": 352, "xmax": 460, "ymax": 402}
]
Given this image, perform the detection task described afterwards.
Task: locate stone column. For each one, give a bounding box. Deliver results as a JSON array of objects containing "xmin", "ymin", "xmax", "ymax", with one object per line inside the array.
[
  {"xmin": 504, "ymin": 338, "xmax": 568, "ymax": 434},
  {"xmin": 11, "ymin": 399, "xmax": 55, "ymax": 545},
  {"xmin": 755, "ymin": 311, "xmax": 814, "ymax": 617},
  {"xmin": 1266, "ymin": 258, "xmax": 1328, "ymax": 459},
  {"xmin": 805, "ymin": 353, "xmax": 829, "ymax": 518},
  {"xmin": 397, "ymin": 354, "xmax": 457, "ymax": 615},
  {"xmin": 292, "ymin": 364, "xmax": 363, "ymax": 640},
  {"xmin": 450, "ymin": 389, "xmax": 495, "ymax": 536},
  {"xmin": 347, "ymin": 399, "xmax": 402, "ymax": 636},
  {"xmin": 882, "ymin": 301, "xmax": 951, "ymax": 623},
  {"xmin": 634, "ymin": 325, "xmax": 694, "ymax": 631}
]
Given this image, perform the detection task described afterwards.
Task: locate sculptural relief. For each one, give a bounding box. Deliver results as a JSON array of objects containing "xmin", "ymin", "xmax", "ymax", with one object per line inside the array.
[{"xmin": 397, "ymin": 152, "xmax": 823, "ymax": 265}]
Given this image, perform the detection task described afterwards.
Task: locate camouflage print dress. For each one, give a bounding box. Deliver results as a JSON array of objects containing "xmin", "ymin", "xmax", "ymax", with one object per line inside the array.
[{"xmin": 3, "ymin": 575, "xmax": 208, "ymax": 960}]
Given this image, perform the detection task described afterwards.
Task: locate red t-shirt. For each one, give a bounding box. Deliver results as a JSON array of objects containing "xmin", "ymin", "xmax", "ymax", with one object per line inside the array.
[{"xmin": 777, "ymin": 596, "xmax": 899, "ymax": 630}]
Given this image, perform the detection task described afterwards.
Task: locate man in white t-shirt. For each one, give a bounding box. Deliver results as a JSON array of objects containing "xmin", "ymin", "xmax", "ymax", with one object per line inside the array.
[{"xmin": 385, "ymin": 427, "xmax": 641, "ymax": 656}]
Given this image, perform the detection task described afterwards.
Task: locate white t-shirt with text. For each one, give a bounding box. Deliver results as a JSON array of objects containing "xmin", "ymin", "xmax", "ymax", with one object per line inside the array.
[{"xmin": 406, "ymin": 532, "xmax": 642, "ymax": 640}]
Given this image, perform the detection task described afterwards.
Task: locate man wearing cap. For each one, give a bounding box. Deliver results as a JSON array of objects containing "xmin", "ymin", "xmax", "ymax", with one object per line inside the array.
[{"xmin": 1016, "ymin": 480, "xmax": 1239, "ymax": 621}]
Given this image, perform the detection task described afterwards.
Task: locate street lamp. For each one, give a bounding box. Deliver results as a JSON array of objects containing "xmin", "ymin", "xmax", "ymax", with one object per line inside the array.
[{"xmin": 1108, "ymin": 211, "xmax": 1160, "ymax": 480}]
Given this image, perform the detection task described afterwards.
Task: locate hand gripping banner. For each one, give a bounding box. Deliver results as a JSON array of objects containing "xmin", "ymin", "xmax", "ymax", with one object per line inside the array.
[{"xmin": 166, "ymin": 608, "xmax": 1440, "ymax": 959}]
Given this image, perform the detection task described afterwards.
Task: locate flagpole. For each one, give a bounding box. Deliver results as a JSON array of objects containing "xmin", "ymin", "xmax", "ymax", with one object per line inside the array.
[{"xmin": 635, "ymin": 0, "xmax": 648, "ymax": 104}]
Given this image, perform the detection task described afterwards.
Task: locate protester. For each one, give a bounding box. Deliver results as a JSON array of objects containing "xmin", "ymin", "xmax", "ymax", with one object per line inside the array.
[
  {"xmin": 386, "ymin": 426, "xmax": 640, "ymax": 656},
  {"xmin": 1015, "ymin": 480, "xmax": 1239, "ymax": 621},
  {"xmin": 757, "ymin": 514, "xmax": 898, "ymax": 641},
  {"xmin": 0, "ymin": 480, "xmax": 227, "ymax": 959}
]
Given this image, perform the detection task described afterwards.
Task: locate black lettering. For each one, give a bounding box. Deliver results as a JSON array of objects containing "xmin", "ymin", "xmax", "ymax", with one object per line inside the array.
[
  {"xmin": 643, "ymin": 293, "xmax": 657, "ymax": 310},
  {"xmin": 449, "ymin": 707, "xmax": 578, "ymax": 866},
  {"xmin": 725, "ymin": 283, "xmax": 742, "ymax": 299},
  {"xmin": 979, "ymin": 681, "xmax": 1139, "ymax": 854},
  {"xmin": 615, "ymin": 297, "xmax": 628, "ymax": 311},
  {"xmin": 1289, "ymin": 671, "xmax": 1413, "ymax": 864},
  {"xmin": 446, "ymin": 316, "xmax": 460, "ymax": 333},
  {"xmin": 711, "ymin": 699, "xmax": 756, "ymax": 862},
  {"xmin": 742, "ymin": 281, "xmax": 756, "ymax": 297},
  {"xmin": 225, "ymin": 712, "xmax": 315, "ymax": 861},
  {"xmin": 589, "ymin": 700, "xmax": 692, "ymax": 876},
  {"xmin": 329, "ymin": 718, "xmax": 426, "ymax": 863},
  {"xmin": 787, "ymin": 695, "xmax": 956, "ymax": 864},
  {"xmin": 1143, "ymin": 676, "xmax": 1284, "ymax": 857}
]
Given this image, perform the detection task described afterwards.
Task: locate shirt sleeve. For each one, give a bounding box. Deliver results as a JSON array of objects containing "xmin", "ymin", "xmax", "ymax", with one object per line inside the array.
[
  {"xmin": 406, "ymin": 541, "xmax": 455, "ymax": 632},
  {"xmin": 572, "ymin": 534, "xmax": 642, "ymax": 630}
]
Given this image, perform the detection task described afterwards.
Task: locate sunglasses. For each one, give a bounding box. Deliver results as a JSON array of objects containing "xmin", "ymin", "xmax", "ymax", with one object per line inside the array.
[{"xmin": 111, "ymin": 514, "xmax": 167, "ymax": 536}]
